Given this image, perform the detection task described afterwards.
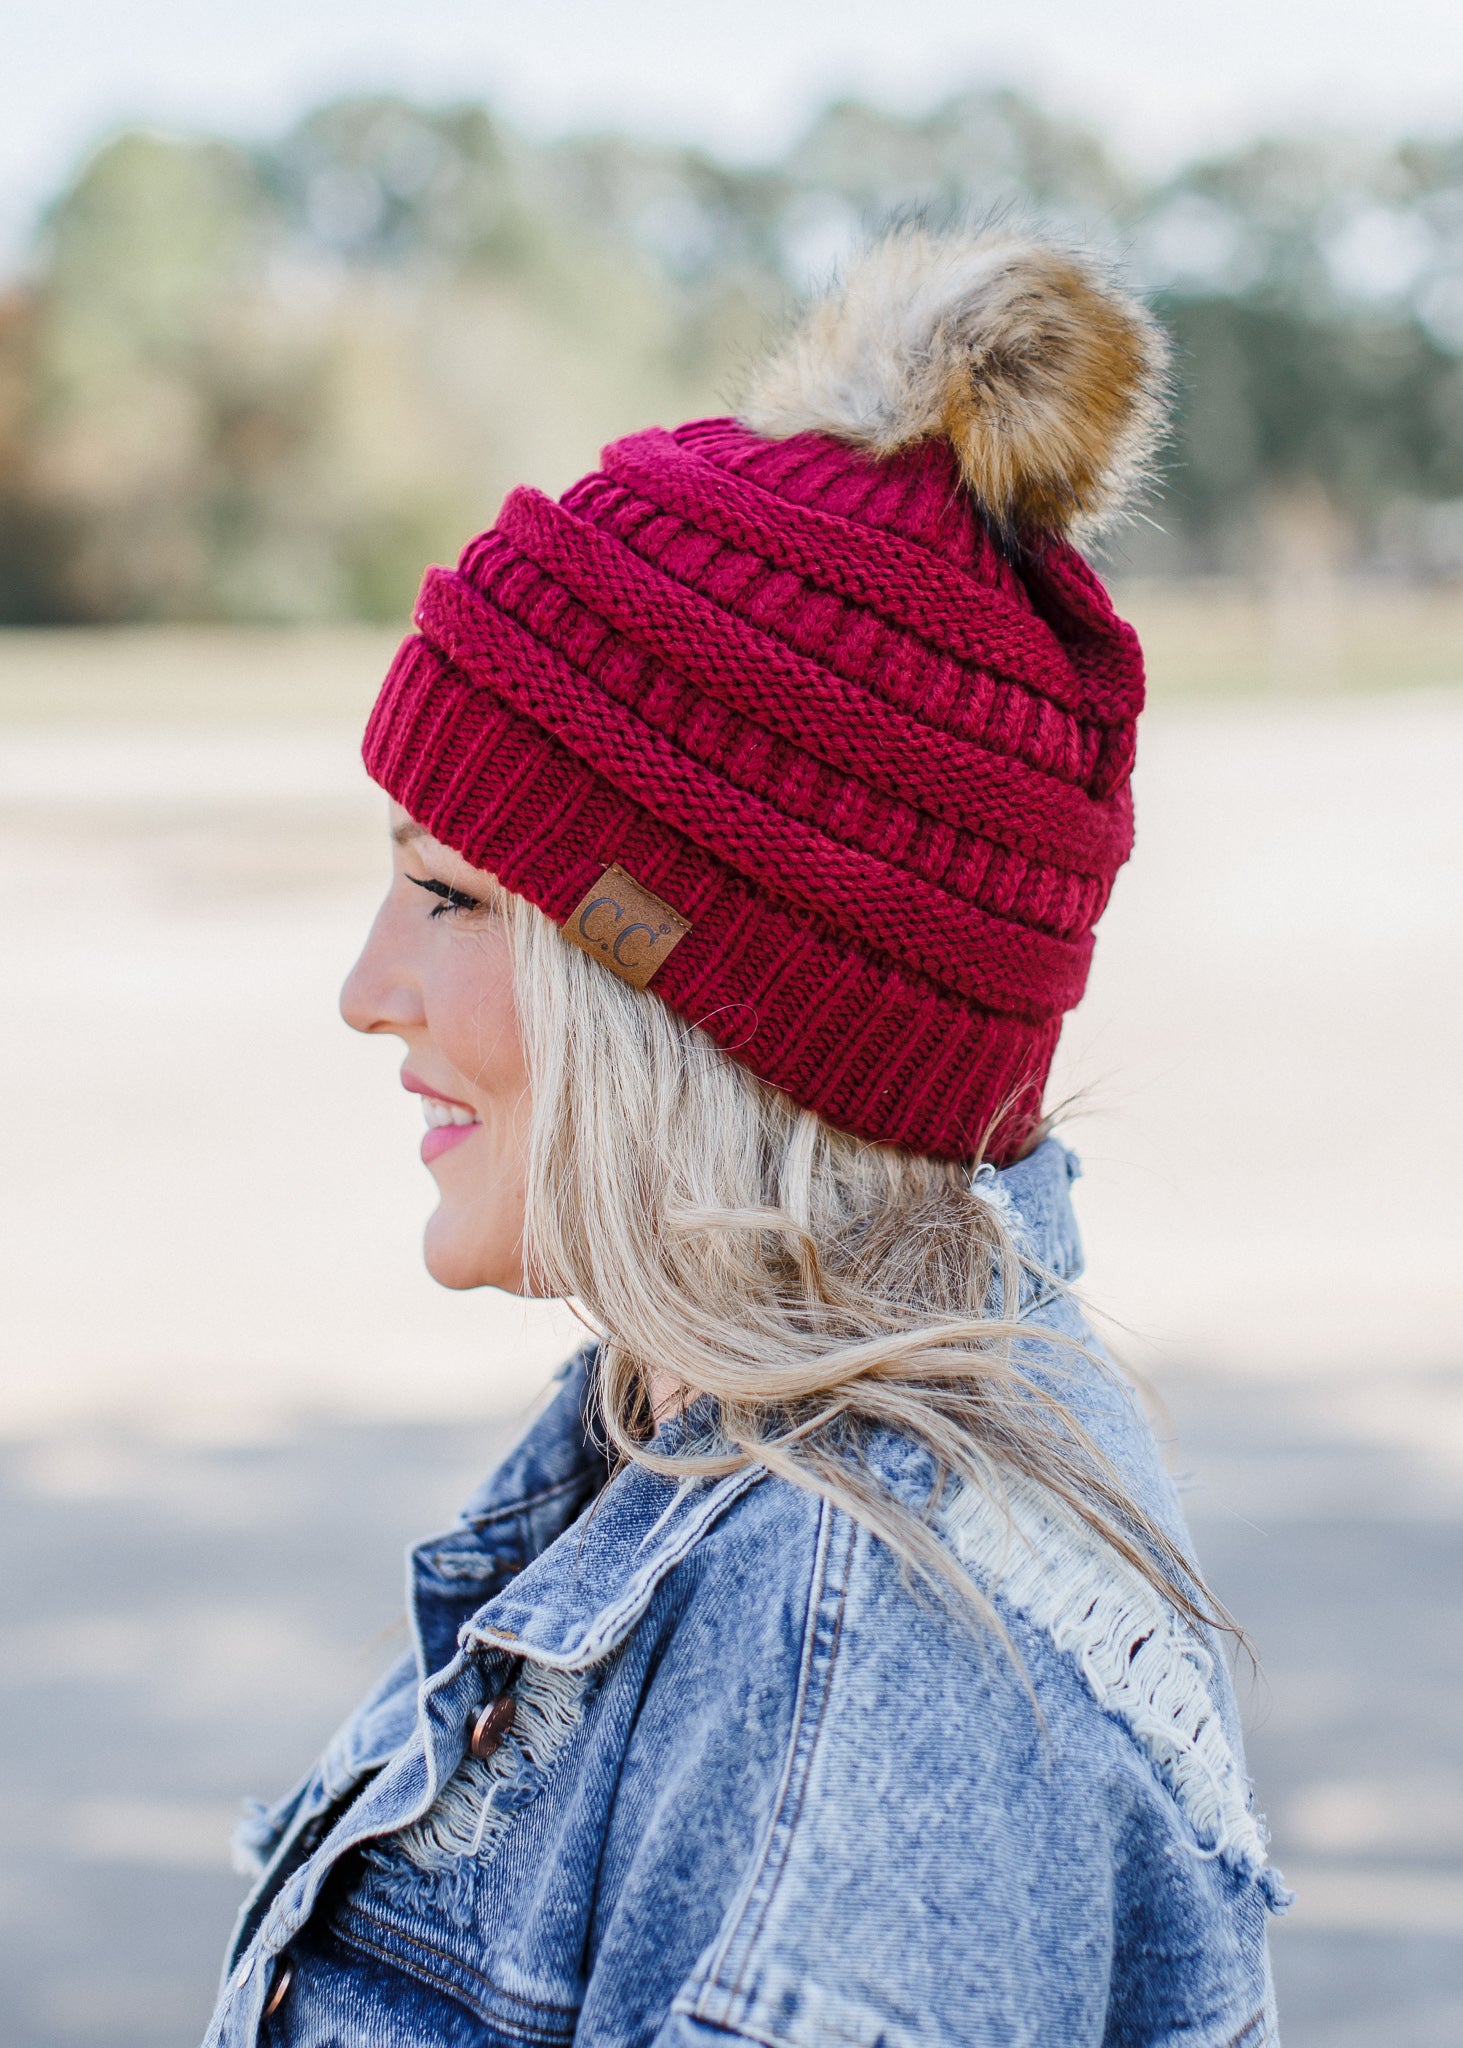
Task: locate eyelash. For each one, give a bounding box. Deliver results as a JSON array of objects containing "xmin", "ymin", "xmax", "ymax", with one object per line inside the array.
[{"xmin": 407, "ymin": 873, "xmax": 484, "ymax": 920}]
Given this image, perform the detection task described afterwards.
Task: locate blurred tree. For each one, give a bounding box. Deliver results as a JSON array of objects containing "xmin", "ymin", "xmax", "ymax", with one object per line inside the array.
[
  {"xmin": 3, "ymin": 91, "xmax": 1461, "ymax": 620},
  {"xmin": 1136, "ymin": 135, "xmax": 1463, "ymax": 570},
  {"xmin": 24, "ymin": 132, "xmax": 272, "ymax": 616},
  {"xmin": 7, "ymin": 108, "xmax": 731, "ymax": 620},
  {"xmin": 0, "ymin": 287, "xmax": 74, "ymax": 620}
]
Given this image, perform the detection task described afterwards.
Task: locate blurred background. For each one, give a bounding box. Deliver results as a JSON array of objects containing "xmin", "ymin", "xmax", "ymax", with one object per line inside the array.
[{"xmin": 1, "ymin": 5, "xmax": 1461, "ymax": 2044}]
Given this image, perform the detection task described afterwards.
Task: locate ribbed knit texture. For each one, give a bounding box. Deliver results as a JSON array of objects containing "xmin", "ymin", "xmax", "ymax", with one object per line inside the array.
[{"xmin": 363, "ymin": 417, "xmax": 1145, "ymax": 1163}]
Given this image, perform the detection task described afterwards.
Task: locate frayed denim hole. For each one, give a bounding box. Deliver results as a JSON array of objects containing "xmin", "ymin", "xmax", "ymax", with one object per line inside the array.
[
  {"xmin": 387, "ymin": 1661, "xmax": 596, "ymax": 1878},
  {"xmin": 360, "ymin": 1844, "xmax": 480, "ymax": 1931},
  {"xmin": 943, "ymin": 1472, "xmax": 1273, "ymax": 1878}
]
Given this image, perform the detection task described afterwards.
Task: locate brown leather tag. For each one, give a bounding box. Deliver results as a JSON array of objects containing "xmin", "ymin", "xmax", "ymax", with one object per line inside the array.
[{"xmin": 562, "ymin": 864, "xmax": 691, "ymax": 989}]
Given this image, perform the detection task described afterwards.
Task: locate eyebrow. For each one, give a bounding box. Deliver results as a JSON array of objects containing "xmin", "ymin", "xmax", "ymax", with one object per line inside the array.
[{"xmin": 391, "ymin": 819, "xmax": 504, "ymax": 900}]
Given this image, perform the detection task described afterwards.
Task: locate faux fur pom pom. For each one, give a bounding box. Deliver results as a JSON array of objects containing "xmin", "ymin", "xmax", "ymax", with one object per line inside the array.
[{"xmin": 740, "ymin": 225, "xmax": 1171, "ymax": 538}]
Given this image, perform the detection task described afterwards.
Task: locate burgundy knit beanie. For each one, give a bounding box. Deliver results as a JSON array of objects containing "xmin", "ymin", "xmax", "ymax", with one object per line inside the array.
[{"xmin": 363, "ymin": 226, "xmax": 1170, "ymax": 1164}]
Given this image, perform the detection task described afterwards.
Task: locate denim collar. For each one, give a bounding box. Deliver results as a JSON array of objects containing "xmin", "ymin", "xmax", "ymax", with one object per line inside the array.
[
  {"xmin": 978, "ymin": 1134, "xmax": 1085, "ymax": 1284},
  {"xmin": 441, "ymin": 1136, "xmax": 1085, "ymax": 1669}
]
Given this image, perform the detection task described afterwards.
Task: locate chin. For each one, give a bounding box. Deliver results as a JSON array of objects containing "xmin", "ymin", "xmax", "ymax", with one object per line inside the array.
[
  {"xmin": 421, "ymin": 1211, "xmax": 487, "ymax": 1290},
  {"xmin": 422, "ymin": 1209, "xmax": 525, "ymax": 1293}
]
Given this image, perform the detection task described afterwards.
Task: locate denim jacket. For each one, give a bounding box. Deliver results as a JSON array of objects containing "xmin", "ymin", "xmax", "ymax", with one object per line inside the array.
[{"xmin": 208, "ymin": 1140, "xmax": 1286, "ymax": 2048}]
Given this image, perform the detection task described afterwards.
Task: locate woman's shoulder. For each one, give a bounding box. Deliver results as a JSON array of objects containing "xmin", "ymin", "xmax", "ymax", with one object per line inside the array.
[
  {"xmin": 665, "ymin": 1360, "xmax": 1260, "ymax": 1855},
  {"xmin": 644, "ymin": 1443, "xmax": 1284, "ymax": 2048}
]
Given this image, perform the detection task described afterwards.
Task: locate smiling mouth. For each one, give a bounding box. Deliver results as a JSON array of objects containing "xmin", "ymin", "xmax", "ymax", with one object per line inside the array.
[
  {"xmin": 418, "ymin": 1096, "xmax": 481, "ymax": 1163},
  {"xmin": 421, "ymin": 1097, "xmax": 478, "ymax": 1130}
]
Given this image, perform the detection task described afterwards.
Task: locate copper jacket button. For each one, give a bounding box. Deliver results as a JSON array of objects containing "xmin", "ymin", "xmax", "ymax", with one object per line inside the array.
[
  {"xmin": 468, "ymin": 1694, "xmax": 516, "ymax": 1760},
  {"xmin": 262, "ymin": 1961, "xmax": 293, "ymax": 2018}
]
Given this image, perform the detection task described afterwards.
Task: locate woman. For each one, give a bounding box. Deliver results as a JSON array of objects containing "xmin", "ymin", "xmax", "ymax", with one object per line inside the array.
[{"xmin": 209, "ymin": 226, "xmax": 1287, "ymax": 2048}]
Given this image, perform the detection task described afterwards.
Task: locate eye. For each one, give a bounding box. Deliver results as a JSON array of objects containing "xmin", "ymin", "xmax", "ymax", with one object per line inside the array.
[{"xmin": 407, "ymin": 873, "xmax": 484, "ymax": 920}]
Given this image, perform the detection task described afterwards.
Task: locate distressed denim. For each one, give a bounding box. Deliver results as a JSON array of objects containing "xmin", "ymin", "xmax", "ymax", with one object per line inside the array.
[{"xmin": 208, "ymin": 1139, "xmax": 1286, "ymax": 2048}]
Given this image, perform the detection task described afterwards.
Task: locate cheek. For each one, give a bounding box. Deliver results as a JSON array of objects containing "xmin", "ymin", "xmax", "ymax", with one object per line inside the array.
[
  {"xmin": 429, "ymin": 933, "xmax": 529, "ymax": 1111},
  {"xmin": 418, "ymin": 930, "xmax": 532, "ymax": 1292}
]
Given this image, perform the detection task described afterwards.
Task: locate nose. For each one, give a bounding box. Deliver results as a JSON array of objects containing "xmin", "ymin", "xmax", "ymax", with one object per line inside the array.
[{"xmin": 340, "ymin": 895, "xmax": 425, "ymax": 1037}]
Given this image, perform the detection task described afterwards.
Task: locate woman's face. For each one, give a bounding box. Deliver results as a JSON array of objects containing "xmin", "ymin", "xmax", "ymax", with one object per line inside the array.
[{"xmin": 340, "ymin": 803, "xmax": 533, "ymax": 1293}]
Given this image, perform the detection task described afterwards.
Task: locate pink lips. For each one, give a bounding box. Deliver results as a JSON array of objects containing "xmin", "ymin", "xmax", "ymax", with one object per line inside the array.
[
  {"xmin": 401, "ymin": 1069, "xmax": 481, "ymax": 1166},
  {"xmin": 420, "ymin": 1122, "xmax": 478, "ymax": 1164}
]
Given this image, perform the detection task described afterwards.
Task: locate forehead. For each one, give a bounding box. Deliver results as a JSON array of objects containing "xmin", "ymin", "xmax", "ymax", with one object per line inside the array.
[{"xmin": 387, "ymin": 804, "xmax": 505, "ymax": 893}]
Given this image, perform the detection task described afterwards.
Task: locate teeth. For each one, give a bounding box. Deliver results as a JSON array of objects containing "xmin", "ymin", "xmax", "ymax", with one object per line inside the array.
[{"xmin": 422, "ymin": 1097, "xmax": 479, "ymax": 1128}]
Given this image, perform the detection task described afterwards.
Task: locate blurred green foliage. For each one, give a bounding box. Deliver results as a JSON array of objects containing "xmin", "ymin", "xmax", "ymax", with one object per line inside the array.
[{"xmin": 2, "ymin": 90, "xmax": 1462, "ymax": 622}]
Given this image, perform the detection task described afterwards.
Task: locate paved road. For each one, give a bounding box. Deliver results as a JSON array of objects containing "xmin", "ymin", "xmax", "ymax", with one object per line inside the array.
[{"xmin": 1, "ymin": 1362, "xmax": 1459, "ymax": 2048}]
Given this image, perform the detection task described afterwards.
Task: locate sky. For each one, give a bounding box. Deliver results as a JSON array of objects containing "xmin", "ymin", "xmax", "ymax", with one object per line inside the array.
[{"xmin": 6, "ymin": 0, "xmax": 1463, "ymax": 266}]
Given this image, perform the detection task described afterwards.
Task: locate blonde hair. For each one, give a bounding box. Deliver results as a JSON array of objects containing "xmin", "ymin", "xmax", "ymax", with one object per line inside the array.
[{"xmin": 504, "ymin": 891, "xmax": 1217, "ymax": 1639}]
